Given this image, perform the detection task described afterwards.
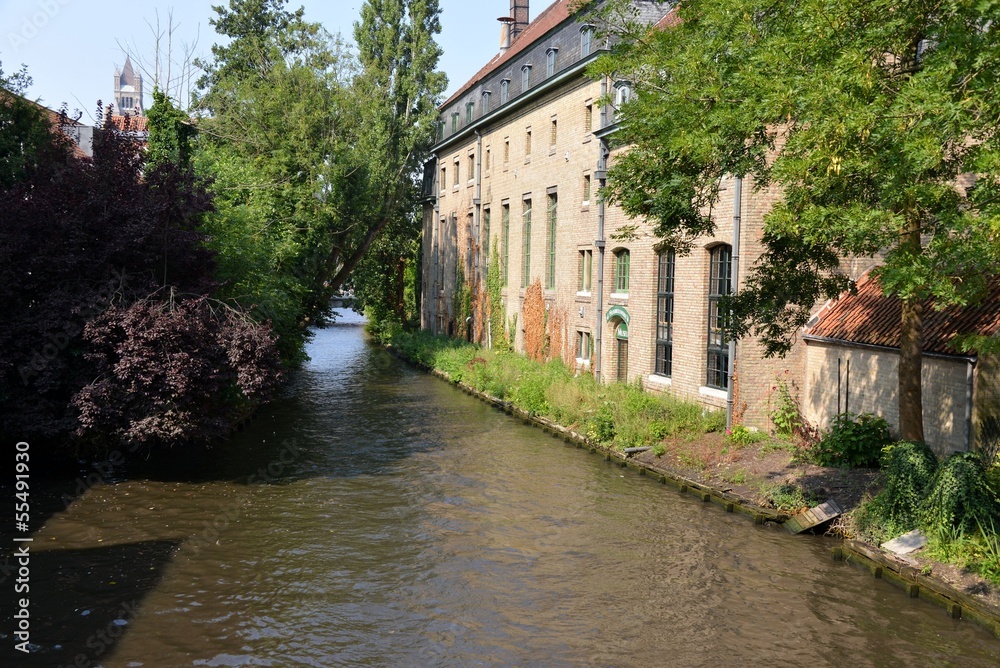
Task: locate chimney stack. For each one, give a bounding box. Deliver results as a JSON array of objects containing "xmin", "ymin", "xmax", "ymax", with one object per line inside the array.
[
  {"xmin": 510, "ymin": 0, "xmax": 529, "ymax": 41},
  {"xmin": 498, "ymin": 16, "xmax": 515, "ymax": 54}
]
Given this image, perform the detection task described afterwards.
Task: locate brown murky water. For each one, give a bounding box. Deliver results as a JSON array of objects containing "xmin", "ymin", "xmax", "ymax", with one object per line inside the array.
[{"xmin": 6, "ymin": 312, "xmax": 999, "ymax": 666}]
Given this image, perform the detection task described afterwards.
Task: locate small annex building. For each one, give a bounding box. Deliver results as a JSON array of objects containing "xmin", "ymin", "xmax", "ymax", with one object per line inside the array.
[{"xmin": 803, "ymin": 274, "xmax": 1000, "ymax": 457}]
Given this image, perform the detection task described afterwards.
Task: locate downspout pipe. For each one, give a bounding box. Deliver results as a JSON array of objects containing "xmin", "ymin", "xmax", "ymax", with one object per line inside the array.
[
  {"xmin": 726, "ymin": 176, "xmax": 742, "ymax": 430},
  {"xmin": 595, "ymin": 143, "xmax": 608, "ymax": 380},
  {"xmin": 474, "ymin": 130, "xmax": 483, "ymax": 342},
  {"xmin": 966, "ymin": 358, "xmax": 976, "ymax": 451}
]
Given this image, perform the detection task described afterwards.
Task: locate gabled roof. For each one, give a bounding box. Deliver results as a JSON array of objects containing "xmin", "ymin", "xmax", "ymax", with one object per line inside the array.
[
  {"xmin": 654, "ymin": 5, "xmax": 681, "ymax": 28},
  {"xmin": 805, "ymin": 273, "xmax": 1000, "ymax": 356},
  {"xmin": 442, "ymin": 0, "xmax": 572, "ymax": 108},
  {"xmin": 0, "ymin": 90, "xmax": 90, "ymax": 159}
]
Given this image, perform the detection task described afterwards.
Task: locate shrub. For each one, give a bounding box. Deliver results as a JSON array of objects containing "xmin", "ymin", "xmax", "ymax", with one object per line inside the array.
[
  {"xmin": 921, "ymin": 451, "xmax": 1000, "ymax": 533},
  {"xmin": 810, "ymin": 412, "xmax": 891, "ymax": 468},
  {"xmin": 855, "ymin": 441, "xmax": 939, "ymax": 541},
  {"xmin": 586, "ymin": 403, "xmax": 616, "ymax": 443},
  {"xmin": 727, "ymin": 424, "xmax": 765, "ymax": 447},
  {"xmin": 769, "ymin": 380, "xmax": 802, "ymax": 437}
]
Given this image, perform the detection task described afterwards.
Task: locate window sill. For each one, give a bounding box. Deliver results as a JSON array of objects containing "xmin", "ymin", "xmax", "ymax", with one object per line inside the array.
[
  {"xmin": 610, "ymin": 292, "xmax": 629, "ymax": 302},
  {"xmin": 699, "ymin": 386, "xmax": 729, "ymax": 401},
  {"xmin": 524, "ymin": 156, "xmax": 532, "ymax": 164},
  {"xmin": 575, "ymin": 358, "xmax": 591, "ymax": 369},
  {"xmin": 467, "ymin": 180, "xmax": 475, "ymax": 187},
  {"xmin": 548, "ymin": 147, "xmax": 556, "ymax": 156},
  {"xmin": 582, "ymin": 135, "xmax": 592, "ymax": 144},
  {"xmin": 452, "ymin": 185, "xmax": 460, "ymax": 192},
  {"xmin": 647, "ymin": 374, "xmax": 672, "ymax": 388},
  {"xmin": 575, "ymin": 291, "xmax": 592, "ymax": 300}
]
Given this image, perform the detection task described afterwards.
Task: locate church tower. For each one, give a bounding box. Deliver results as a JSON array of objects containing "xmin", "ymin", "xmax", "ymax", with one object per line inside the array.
[{"xmin": 113, "ymin": 56, "xmax": 144, "ymax": 114}]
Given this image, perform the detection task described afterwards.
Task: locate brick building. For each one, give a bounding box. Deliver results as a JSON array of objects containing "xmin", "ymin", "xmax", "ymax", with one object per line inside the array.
[{"xmin": 420, "ymin": 0, "xmax": 861, "ymax": 431}]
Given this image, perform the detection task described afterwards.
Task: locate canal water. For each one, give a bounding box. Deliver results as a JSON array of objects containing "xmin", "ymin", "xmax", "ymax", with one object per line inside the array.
[{"xmin": 8, "ymin": 312, "xmax": 999, "ymax": 667}]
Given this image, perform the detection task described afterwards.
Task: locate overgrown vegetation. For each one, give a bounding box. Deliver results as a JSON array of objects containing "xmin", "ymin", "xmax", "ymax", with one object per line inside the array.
[
  {"xmin": 851, "ymin": 443, "xmax": 1000, "ymax": 585},
  {"xmin": 381, "ymin": 329, "xmax": 724, "ymax": 449},
  {"xmin": 809, "ymin": 412, "xmax": 891, "ymax": 468}
]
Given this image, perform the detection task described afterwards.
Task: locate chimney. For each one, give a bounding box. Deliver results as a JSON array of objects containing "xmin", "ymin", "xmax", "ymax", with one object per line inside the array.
[
  {"xmin": 510, "ymin": 0, "xmax": 529, "ymax": 41},
  {"xmin": 498, "ymin": 17, "xmax": 515, "ymax": 54}
]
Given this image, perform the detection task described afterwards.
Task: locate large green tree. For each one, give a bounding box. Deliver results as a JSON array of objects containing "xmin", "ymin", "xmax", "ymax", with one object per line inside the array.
[
  {"xmin": 344, "ymin": 0, "xmax": 446, "ymax": 324},
  {"xmin": 591, "ymin": 0, "xmax": 1000, "ymax": 441}
]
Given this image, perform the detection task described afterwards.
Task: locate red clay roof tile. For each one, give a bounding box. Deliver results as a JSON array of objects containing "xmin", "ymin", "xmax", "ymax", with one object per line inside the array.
[{"xmin": 805, "ymin": 273, "xmax": 1000, "ymax": 356}]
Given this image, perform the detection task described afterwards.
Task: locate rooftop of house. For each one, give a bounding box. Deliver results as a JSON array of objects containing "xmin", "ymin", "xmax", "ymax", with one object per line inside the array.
[
  {"xmin": 442, "ymin": 0, "xmax": 572, "ymax": 109},
  {"xmin": 805, "ymin": 272, "xmax": 1000, "ymax": 356},
  {"xmin": 107, "ymin": 114, "xmax": 149, "ymax": 134}
]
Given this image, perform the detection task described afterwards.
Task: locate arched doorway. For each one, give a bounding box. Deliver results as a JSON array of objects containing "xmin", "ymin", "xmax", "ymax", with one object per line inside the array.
[{"xmin": 606, "ymin": 305, "xmax": 630, "ymax": 384}]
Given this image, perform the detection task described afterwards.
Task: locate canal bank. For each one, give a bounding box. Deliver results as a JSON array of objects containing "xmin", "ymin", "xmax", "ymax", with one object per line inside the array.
[
  {"xmin": 5, "ymin": 319, "xmax": 1000, "ymax": 666},
  {"xmin": 383, "ymin": 337, "xmax": 1000, "ymax": 640}
]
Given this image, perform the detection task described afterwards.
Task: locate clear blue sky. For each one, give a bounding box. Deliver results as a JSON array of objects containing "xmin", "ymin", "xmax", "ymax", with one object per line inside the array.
[{"xmin": 0, "ymin": 0, "xmax": 522, "ymax": 122}]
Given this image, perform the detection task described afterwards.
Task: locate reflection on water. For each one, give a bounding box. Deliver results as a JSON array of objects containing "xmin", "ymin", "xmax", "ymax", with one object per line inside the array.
[{"xmin": 7, "ymin": 311, "xmax": 999, "ymax": 667}]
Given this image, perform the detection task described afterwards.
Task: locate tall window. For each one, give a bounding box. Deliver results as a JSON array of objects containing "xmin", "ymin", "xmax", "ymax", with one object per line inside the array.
[
  {"xmin": 453, "ymin": 159, "xmax": 460, "ymax": 186},
  {"xmin": 466, "ymin": 102, "xmax": 474, "ymax": 123},
  {"xmin": 546, "ymin": 48, "xmax": 558, "ymax": 77},
  {"xmin": 550, "ymin": 118, "xmax": 558, "ymax": 146},
  {"xmin": 503, "ymin": 137, "xmax": 510, "ymax": 164},
  {"xmin": 521, "ymin": 64, "xmax": 532, "ymax": 90},
  {"xmin": 615, "ymin": 81, "xmax": 633, "ymax": 106},
  {"xmin": 580, "ymin": 26, "xmax": 593, "ymax": 56},
  {"xmin": 545, "ymin": 193, "xmax": 557, "ymax": 289},
  {"xmin": 500, "ymin": 79, "xmax": 510, "ymax": 104},
  {"xmin": 584, "ymin": 104, "xmax": 593, "ymax": 133},
  {"xmin": 451, "ymin": 112, "xmax": 458, "ymax": 133},
  {"xmin": 501, "ymin": 203, "xmax": 510, "ymax": 287},
  {"xmin": 440, "ymin": 166, "xmax": 446, "ymax": 192},
  {"xmin": 481, "ymin": 91, "xmax": 491, "ymax": 114},
  {"xmin": 482, "ymin": 208, "xmax": 491, "ymax": 268},
  {"xmin": 583, "ymin": 174, "xmax": 591, "ymax": 203},
  {"xmin": 485, "ymin": 147, "xmax": 491, "ymax": 172},
  {"xmin": 521, "ymin": 198, "xmax": 532, "ymax": 288},
  {"xmin": 578, "ymin": 249, "xmax": 592, "ymax": 292},
  {"xmin": 655, "ymin": 250, "xmax": 675, "ymax": 378},
  {"xmin": 467, "ymin": 153, "xmax": 475, "ymax": 182},
  {"xmin": 613, "ymin": 249, "xmax": 630, "ymax": 293},
  {"xmin": 525, "ymin": 128, "xmax": 532, "ymax": 156},
  {"xmin": 576, "ymin": 331, "xmax": 592, "ymax": 362},
  {"xmin": 707, "ymin": 244, "xmax": 733, "ymax": 389}
]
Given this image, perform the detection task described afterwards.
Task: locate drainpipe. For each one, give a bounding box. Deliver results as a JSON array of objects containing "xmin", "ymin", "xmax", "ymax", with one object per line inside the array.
[
  {"xmin": 726, "ymin": 176, "xmax": 742, "ymax": 430},
  {"xmin": 965, "ymin": 358, "xmax": 976, "ymax": 450},
  {"xmin": 595, "ymin": 140, "xmax": 608, "ymax": 381},
  {"xmin": 474, "ymin": 130, "xmax": 483, "ymax": 344}
]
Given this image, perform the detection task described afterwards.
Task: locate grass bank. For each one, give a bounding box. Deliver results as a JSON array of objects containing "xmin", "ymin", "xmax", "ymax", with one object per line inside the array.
[{"xmin": 384, "ymin": 328, "xmax": 725, "ymax": 450}]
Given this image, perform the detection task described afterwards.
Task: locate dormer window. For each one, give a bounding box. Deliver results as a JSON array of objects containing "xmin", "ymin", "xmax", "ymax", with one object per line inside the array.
[
  {"xmin": 546, "ymin": 48, "xmax": 558, "ymax": 77},
  {"xmin": 481, "ymin": 90, "xmax": 491, "ymax": 113},
  {"xmin": 451, "ymin": 112, "xmax": 459, "ymax": 133},
  {"xmin": 500, "ymin": 78, "xmax": 510, "ymax": 104},
  {"xmin": 521, "ymin": 64, "xmax": 532, "ymax": 91},
  {"xmin": 580, "ymin": 26, "xmax": 593, "ymax": 57},
  {"xmin": 614, "ymin": 81, "xmax": 633, "ymax": 106},
  {"xmin": 466, "ymin": 101, "xmax": 474, "ymax": 124}
]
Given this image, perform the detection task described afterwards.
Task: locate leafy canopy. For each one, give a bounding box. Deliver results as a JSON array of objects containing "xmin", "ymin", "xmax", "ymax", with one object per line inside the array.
[{"xmin": 592, "ymin": 0, "xmax": 1000, "ymax": 355}]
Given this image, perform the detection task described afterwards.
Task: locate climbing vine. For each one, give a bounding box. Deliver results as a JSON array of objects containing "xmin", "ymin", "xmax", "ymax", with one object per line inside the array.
[
  {"xmin": 485, "ymin": 237, "xmax": 510, "ymax": 350},
  {"xmin": 522, "ymin": 279, "xmax": 547, "ymax": 362}
]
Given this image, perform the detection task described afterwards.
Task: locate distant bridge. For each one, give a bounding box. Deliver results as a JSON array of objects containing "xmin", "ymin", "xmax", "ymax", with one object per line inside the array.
[{"xmin": 330, "ymin": 292, "xmax": 356, "ymax": 309}]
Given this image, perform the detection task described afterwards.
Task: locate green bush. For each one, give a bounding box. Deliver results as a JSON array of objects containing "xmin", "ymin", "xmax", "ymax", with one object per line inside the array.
[
  {"xmin": 810, "ymin": 412, "xmax": 891, "ymax": 468},
  {"xmin": 586, "ymin": 403, "xmax": 616, "ymax": 443},
  {"xmin": 921, "ymin": 451, "xmax": 1000, "ymax": 533},
  {"xmin": 727, "ymin": 424, "xmax": 765, "ymax": 447},
  {"xmin": 855, "ymin": 440, "xmax": 939, "ymax": 541}
]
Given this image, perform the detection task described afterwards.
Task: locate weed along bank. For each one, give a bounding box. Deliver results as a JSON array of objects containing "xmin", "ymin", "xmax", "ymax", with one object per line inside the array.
[{"xmin": 419, "ymin": 0, "xmax": 869, "ymax": 432}]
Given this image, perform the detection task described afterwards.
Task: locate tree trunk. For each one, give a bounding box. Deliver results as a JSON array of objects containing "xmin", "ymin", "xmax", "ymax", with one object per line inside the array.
[
  {"xmin": 899, "ymin": 295, "xmax": 924, "ymax": 442},
  {"xmin": 898, "ymin": 217, "xmax": 925, "ymax": 443}
]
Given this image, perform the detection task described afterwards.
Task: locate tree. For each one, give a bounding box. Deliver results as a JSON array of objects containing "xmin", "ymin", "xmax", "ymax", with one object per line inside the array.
[
  {"xmin": 591, "ymin": 0, "xmax": 1000, "ymax": 441},
  {"xmin": 0, "ymin": 60, "xmax": 71, "ymax": 188},
  {"xmin": 337, "ymin": 0, "xmax": 446, "ymax": 317}
]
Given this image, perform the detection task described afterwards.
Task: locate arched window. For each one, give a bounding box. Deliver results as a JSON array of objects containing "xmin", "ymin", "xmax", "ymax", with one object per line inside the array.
[
  {"xmin": 481, "ymin": 90, "xmax": 491, "ymax": 113},
  {"xmin": 500, "ymin": 78, "xmax": 510, "ymax": 104},
  {"xmin": 707, "ymin": 244, "xmax": 732, "ymax": 389},
  {"xmin": 546, "ymin": 48, "xmax": 558, "ymax": 77},
  {"xmin": 614, "ymin": 81, "xmax": 633, "ymax": 106},
  {"xmin": 521, "ymin": 64, "xmax": 532, "ymax": 91}
]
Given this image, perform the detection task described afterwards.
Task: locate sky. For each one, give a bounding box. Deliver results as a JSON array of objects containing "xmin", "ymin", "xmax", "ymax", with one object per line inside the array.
[{"xmin": 0, "ymin": 0, "xmax": 521, "ymax": 122}]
